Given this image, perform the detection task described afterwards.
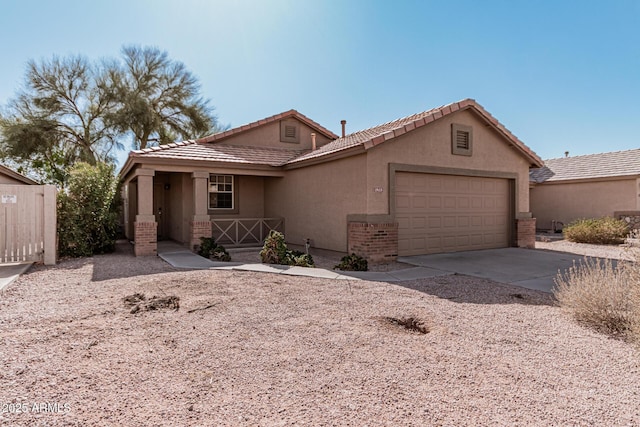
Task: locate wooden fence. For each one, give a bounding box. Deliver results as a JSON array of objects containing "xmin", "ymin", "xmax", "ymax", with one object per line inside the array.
[{"xmin": 0, "ymin": 185, "xmax": 56, "ymax": 265}]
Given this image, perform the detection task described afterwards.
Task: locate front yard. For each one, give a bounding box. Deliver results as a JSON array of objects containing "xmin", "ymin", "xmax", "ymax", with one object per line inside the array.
[{"xmin": 1, "ymin": 243, "xmax": 639, "ymax": 426}]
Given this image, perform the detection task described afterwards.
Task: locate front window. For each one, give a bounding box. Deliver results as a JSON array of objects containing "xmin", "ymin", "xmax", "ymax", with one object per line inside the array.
[{"xmin": 209, "ymin": 175, "xmax": 234, "ymax": 209}]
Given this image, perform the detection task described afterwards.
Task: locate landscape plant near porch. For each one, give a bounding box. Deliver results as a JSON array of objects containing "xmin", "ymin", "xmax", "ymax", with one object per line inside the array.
[
  {"xmin": 260, "ymin": 230, "xmax": 314, "ymax": 267},
  {"xmin": 335, "ymin": 253, "xmax": 368, "ymax": 271},
  {"xmin": 197, "ymin": 237, "xmax": 231, "ymax": 261},
  {"xmin": 563, "ymin": 217, "xmax": 629, "ymax": 245}
]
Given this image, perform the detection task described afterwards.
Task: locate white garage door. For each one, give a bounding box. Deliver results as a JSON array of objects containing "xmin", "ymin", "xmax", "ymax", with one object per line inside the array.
[{"xmin": 396, "ymin": 172, "xmax": 510, "ymax": 256}]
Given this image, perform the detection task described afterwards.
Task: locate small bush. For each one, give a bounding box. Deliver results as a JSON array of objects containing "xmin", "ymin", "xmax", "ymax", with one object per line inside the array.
[
  {"xmin": 564, "ymin": 217, "xmax": 629, "ymax": 245},
  {"xmin": 260, "ymin": 231, "xmax": 314, "ymax": 267},
  {"xmin": 197, "ymin": 237, "xmax": 230, "ymax": 261},
  {"xmin": 57, "ymin": 162, "xmax": 120, "ymax": 257},
  {"xmin": 335, "ymin": 253, "xmax": 368, "ymax": 271},
  {"xmin": 553, "ymin": 257, "xmax": 635, "ymax": 336}
]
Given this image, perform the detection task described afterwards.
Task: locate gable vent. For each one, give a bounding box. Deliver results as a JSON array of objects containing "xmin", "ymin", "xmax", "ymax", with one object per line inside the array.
[
  {"xmin": 284, "ymin": 125, "xmax": 296, "ymax": 138},
  {"xmin": 456, "ymin": 130, "xmax": 470, "ymax": 150}
]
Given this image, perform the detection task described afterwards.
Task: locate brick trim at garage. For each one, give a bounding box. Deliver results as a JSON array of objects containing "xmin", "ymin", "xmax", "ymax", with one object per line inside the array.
[
  {"xmin": 516, "ymin": 218, "xmax": 536, "ymax": 248},
  {"xmin": 348, "ymin": 222, "xmax": 398, "ymax": 263}
]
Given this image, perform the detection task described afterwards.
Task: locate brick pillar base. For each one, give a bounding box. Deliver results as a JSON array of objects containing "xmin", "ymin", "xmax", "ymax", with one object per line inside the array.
[
  {"xmin": 516, "ymin": 218, "xmax": 536, "ymax": 249},
  {"xmin": 190, "ymin": 220, "xmax": 212, "ymax": 252},
  {"xmin": 134, "ymin": 221, "xmax": 158, "ymax": 256},
  {"xmin": 348, "ymin": 222, "xmax": 398, "ymax": 263}
]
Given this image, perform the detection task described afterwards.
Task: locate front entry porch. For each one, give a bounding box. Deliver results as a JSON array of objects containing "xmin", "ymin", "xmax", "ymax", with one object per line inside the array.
[{"xmin": 122, "ymin": 168, "xmax": 285, "ymax": 256}]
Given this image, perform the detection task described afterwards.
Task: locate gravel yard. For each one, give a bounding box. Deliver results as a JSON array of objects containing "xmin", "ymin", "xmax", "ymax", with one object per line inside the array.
[{"xmin": 1, "ymin": 243, "xmax": 639, "ymax": 426}]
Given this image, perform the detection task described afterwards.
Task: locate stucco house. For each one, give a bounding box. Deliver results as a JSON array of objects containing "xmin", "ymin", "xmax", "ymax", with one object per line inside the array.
[
  {"xmin": 530, "ymin": 149, "xmax": 640, "ymax": 231},
  {"xmin": 120, "ymin": 98, "xmax": 543, "ymax": 262}
]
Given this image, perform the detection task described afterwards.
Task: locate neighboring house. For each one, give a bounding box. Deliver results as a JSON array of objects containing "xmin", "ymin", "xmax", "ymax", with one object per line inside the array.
[
  {"xmin": 0, "ymin": 164, "xmax": 38, "ymax": 185},
  {"xmin": 530, "ymin": 149, "xmax": 640, "ymax": 231},
  {"xmin": 0, "ymin": 164, "xmax": 56, "ymax": 265},
  {"xmin": 120, "ymin": 99, "xmax": 543, "ymax": 262}
]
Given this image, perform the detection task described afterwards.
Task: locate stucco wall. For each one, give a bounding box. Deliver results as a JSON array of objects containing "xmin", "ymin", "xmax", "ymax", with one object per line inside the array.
[
  {"xmin": 365, "ymin": 109, "xmax": 532, "ymax": 215},
  {"xmin": 530, "ymin": 178, "xmax": 638, "ymax": 230},
  {"xmin": 264, "ymin": 155, "xmax": 367, "ymax": 252},
  {"xmin": 220, "ymin": 120, "xmax": 332, "ymax": 151}
]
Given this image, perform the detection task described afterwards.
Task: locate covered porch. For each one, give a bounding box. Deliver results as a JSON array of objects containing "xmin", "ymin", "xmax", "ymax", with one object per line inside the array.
[{"xmin": 121, "ymin": 165, "xmax": 285, "ymax": 256}]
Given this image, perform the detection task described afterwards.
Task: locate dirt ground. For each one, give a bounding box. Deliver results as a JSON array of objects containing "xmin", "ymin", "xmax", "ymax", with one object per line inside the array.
[{"xmin": 1, "ymin": 243, "xmax": 639, "ymax": 426}]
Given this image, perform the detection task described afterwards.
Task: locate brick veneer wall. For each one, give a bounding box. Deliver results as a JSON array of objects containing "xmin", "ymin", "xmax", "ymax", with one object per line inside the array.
[
  {"xmin": 348, "ymin": 222, "xmax": 398, "ymax": 263},
  {"xmin": 516, "ymin": 218, "xmax": 536, "ymax": 249},
  {"xmin": 615, "ymin": 211, "xmax": 640, "ymax": 230},
  {"xmin": 134, "ymin": 221, "xmax": 157, "ymax": 256},
  {"xmin": 190, "ymin": 220, "xmax": 212, "ymax": 251}
]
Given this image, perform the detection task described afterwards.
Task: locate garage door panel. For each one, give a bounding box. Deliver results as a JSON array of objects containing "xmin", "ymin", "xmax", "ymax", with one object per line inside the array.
[
  {"xmin": 396, "ymin": 195, "xmax": 410, "ymax": 209},
  {"xmin": 396, "ymin": 172, "xmax": 510, "ymax": 255}
]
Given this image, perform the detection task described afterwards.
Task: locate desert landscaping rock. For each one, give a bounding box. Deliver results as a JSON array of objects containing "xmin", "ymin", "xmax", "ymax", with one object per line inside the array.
[{"xmin": 1, "ymin": 243, "xmax": 639, "ymax": 425}]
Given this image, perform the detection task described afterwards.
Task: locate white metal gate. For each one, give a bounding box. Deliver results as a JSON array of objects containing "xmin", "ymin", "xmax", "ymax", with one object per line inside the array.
[{"xmin": 0, "ymin": 185, "xmax": 56, "ymax": 264}]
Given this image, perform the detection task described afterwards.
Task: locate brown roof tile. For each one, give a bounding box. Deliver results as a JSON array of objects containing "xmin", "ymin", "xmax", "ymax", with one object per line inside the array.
[
  {"xmin": 130, "ymin": 140, "xmax": 306, "ymax": 167},
  {"xmin": 289, "ymin": 99, "xmax": 543, "ymax": 166},
  {"xmin": 196, "ymin": 109, "xmax": 338, "ymax": 144},
  {"xmin": 530, "ymin": 148, "xmax": 640, "ymax": 183}
]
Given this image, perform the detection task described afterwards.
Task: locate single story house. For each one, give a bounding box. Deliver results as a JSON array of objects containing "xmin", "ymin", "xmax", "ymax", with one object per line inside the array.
[
  {"xmin": 530, "ymin": 149, "xmax": 640, "ymax": 231},
  {"xmin": 0, "ymin": 164, "xmax": 56, "ymax": 265},
  {"xmin": 120, "ymin": 99, "xmax": 543, "ymax": 261}
]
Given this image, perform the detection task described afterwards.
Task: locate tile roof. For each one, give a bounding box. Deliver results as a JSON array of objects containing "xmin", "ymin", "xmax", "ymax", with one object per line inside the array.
[
  {"xmin": 130, "ymin": 140, "xmax": 306, "ymax": 167},
  {"xmin": 197, "ymin": 109, "xmax": 338, "ymax": 144},
  {"xmin": 124, "ymin": 99, "xmax": 542, "ymax": 175},
  {"xmin": 288, "ymin": 99, "xmax": 543, "ymax": 166},
  {"xmin": 530, "ymin": 148, "xmax": 640, "ymax": 183}
]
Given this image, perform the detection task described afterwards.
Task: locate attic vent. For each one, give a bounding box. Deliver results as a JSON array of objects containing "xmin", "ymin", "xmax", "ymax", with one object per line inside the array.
[
  {"xmin": 285, "ymin": 125, "xmax": 296, "ymax": 138},
  {"xmin": 451, "ymin": 123, "xmax": 473, "ymax": 156},
  {"xmin": 280, "ymin": 120, "xmax": 300, "ymax": 143},
  {"xmin": 456, "ymin": 130, "xmax": 470, "ymax": 150}
]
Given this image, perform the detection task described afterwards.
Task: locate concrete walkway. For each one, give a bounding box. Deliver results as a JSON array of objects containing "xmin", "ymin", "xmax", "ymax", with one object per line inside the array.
[
  {"xmin": 156, "ymin": 241, "xmax": 445, "ymax": 282},
  {"xmin": 157, "ymin": 242, "xmax": 591, "ymax": 292},
  {"xmin": 0, "ymin": 262, "xmax": 33, "ymax": 292}
]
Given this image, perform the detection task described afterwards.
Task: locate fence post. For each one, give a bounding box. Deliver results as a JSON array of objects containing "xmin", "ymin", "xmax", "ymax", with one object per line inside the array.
[{"xmin": 43, "ymin": 185, "xmax": 57, "ymax": 265}]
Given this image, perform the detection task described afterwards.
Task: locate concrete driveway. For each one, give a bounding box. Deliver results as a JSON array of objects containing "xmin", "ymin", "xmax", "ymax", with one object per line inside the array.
[{"xmin": 398, "ymin": 248, "xmax": 591, "ymax": 293}]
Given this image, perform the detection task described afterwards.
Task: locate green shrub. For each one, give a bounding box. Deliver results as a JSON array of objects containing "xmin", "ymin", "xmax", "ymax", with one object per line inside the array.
[
  {"xmin": 335, "ymin": 253, "xmax": 368, "ymax": 271},
  {"xmin": 286, "ymin": 249, "xmax": 314, "ymax": 268},
  {"xmin": 260, "ymin": 231, "xmax": 314, "ymax": 267},
  {"xmin": 554, "ymin": 257, "xmax": 636, "ymax": 336},
  {"xmin": 197, "ymin": 237, "xmax": 231, "ymax": 261},
  {"xmin": 57, "ymin": 162, "xmax": 120, "ymax": 257},
  {"xmin": 563, "ymin": 217, "xmax": 629, "ymax": 245}
]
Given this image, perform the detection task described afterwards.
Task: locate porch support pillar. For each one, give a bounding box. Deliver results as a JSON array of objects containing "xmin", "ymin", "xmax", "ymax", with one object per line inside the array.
[
  {"xmin": 190, "ymin": 171, "xmax": 212, "ymax": 251},
  {"xmin": 134, "ymin": 169, "xmax": 157, "ymax": 256}
]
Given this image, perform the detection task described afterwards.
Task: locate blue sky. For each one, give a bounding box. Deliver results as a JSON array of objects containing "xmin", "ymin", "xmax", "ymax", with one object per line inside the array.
[{"xmin": 1, "ymin": 0, "xmax": 639, "ymax": 167}]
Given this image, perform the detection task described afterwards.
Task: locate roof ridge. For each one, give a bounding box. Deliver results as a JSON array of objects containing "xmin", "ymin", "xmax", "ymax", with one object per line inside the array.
[
  {"xmin": 544, "ymin": 147, "xmax": 640, "ymax": 161},
  {"xmin": 197, "ymin": 109, "xmax": 338, "ymax": 144},
  {"xmin": 132, "ymin": 139, "xmax": 196, "ymax": 154}
]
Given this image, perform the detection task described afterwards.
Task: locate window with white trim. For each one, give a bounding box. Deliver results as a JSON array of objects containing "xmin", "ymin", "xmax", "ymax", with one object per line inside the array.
[{"xmin": 209, "ymin": 175, "xmax": 234, "ymax": 209}]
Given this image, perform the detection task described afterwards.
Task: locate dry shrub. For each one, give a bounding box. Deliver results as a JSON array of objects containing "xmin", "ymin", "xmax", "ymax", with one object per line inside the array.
[
  {"xmin": 563, "ymin": 217, "xmax": 629, "ymax": 245},
  {"xmin": 554, "ymin": 257, "xmax": 638, "ymax": 337}
]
